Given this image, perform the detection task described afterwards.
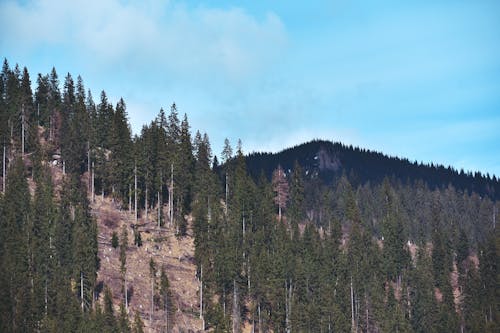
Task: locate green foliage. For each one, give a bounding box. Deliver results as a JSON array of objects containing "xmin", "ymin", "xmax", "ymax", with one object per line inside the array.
[
  {"xmin": 288, "ymin": 161, "xmax": 305, "ymax": 224},
  {"xmin": 132, "ymin": 312, "xmax": 145, "ymax": 333},
  {"xmin": 1, "ymin": 61, "xmax": 498, "ymax": 333},
  {"xmin": 111, "ymin": 231, "xmax": 119, "ymax": 248}
]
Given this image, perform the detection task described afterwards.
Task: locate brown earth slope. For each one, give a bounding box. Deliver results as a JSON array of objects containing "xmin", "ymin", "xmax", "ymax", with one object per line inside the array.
[{"xmin": 92, "ymin": 196, "xmax": 203, "ymax": 332}]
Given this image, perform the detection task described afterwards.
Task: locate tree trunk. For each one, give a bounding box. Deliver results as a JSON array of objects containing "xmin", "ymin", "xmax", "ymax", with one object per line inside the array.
[
  {"xmin": 170, "ymin": 163, "xmax": 174, "ymax": 226},
  {"xmin": 91, "ymin": 162, "xmax": 95, "ymax": 203},
  {"xmin": 135, "ymin": 164, "xmax": 138, "ymax": 223},
  {"xmin": 200, "ymin": 264, "xmax": 204, "ymax": 330},
  {"xmin": 87, "ymin": 141, "xmax": 90, "ymax": 192},
  {"xmin": 233, "ymin": 280, "xmax": 239, "ymax": 333},
  {"xmin": 150, "ymin": 275, "xmax": 154, "ymax": 325},
  {"xmin": 21, "ymin": 104, "xmax": 25, "ymax": 156},
  {"xmin": 258, "ymin": 303, "xmax": 262, "ymax": 333},
  {"xmin": 157, "ymin": 191, "xmax": 161, "ymax": 228},
  {"xmin": 125, "ymin": 271, "xmax": 128, "ymax": 312},
  {"xmin": 225, "ymin": 172, "xmax": 229, "ymax": 214},
  {"xmin": 2, "ymin": 145, "xmax": 5, "ymax": 193},
  {"xmin": 351, "ymin": 276, "xmax": 355, "ymax": 333},
  {"xmin": 145, "ymin": 187, "xmax": 148, "ymax": 222},
  {"xmin": 81, "ymin": 271, "xmax": 84, "ymax": 312}
]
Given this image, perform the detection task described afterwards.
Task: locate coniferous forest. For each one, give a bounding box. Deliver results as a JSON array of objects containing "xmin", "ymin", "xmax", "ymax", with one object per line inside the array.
[{"xmin": 0, "ymin": 60, "xmax": 498, "ymax": 332}]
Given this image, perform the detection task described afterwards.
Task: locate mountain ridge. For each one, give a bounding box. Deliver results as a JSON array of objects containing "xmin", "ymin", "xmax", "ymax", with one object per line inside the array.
[{"xmin": 244, "ymin": 139, "xmax": 500, "ymax": 200}]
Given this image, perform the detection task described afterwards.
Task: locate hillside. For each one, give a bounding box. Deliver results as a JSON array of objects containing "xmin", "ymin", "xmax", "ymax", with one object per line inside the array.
[
  {"xmin": 41, "ymin": 128, "xmax": 204, "ymax": 332},
  {"xmin": 244, "ymin": 140, "xmax": 500, "ymax": 200},
  {"xmin": 1, "ymin": 61, "xmax": 498, "ymax": 333},
  {"xmin": 92, "ymin": 196, "xmax": 202, "ymax": 332}
]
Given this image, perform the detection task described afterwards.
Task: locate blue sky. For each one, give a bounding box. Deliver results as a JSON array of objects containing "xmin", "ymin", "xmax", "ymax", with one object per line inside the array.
[{"xmin": 1, "ymin": 0, "xmax": 499, "ymax": 176}]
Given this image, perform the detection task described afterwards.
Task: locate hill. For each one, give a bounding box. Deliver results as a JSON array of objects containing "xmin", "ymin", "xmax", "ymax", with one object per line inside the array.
[{"xmin": 245, "ymin": 139, "xmax": 500, "ymax": 200}]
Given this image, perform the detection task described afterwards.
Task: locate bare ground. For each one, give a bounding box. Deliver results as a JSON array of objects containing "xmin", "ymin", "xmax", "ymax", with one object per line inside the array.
[{"xmin": 93, "ymin": 197, "xmax": 204, "ymax": 332}]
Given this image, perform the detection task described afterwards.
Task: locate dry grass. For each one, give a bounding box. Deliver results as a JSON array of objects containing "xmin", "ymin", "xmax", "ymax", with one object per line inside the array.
[{"xmin": 93, "ymin": 196, "xmax": 204, "ymax": 332}]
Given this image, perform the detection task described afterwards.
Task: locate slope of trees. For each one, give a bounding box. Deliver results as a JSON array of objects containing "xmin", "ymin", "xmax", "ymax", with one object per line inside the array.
[
  {"xmin": 1, "ymin": 60, "xmax": 498, "ymax": 332},
  {"xmin": 245, "ymin": 140, "xmax": 500, "ymax": 202}
]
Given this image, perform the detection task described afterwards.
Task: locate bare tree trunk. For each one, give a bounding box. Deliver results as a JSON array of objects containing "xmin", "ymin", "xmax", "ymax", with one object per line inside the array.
[
  {"xmin": 207, "ymin": 197, "xmax": 211, "ymax": 223},
  {"xmin": 2, "ymin": 145, "xmax": 5, "ymax": 193},
  {"xmin": 494, "ymin": 205, "xmax": 496, "ymax": 229},
  {"xmin": 135, "ymin": 164, "xmax": 138, "ymax": 223},
  {"xmin": 285, "ymin": 280, "xmax": 290, "ymax": 333},
  {"xmin": 351, "ymin": 276, "xmax": 355, "ymax": 333},
  {"xmin": 91, "ymin": 162, "xmax": 95, "ymax": 203},
  {"xmin": 129, "ymin": 184, "xmax": 132, "ymax": 214},
  {"xmin": 81, "ymin": 271, "xmax": 84, "ymax": 312},
  {"xmin": 21, "ymin": 104, "xmax": 25, "ymax": 156},
  {"xmin": 49, "ymin": 115, "xmax": 53, "ymax": 141},
  {"xmin": 150, "ymin": 274, "xmax": 154, "ymax": 327},
  {"xmin": 258, "ymin": 303, "xmax": 262, "ymax": 333},
  {"xmin": 365, "ymin": 294, "xmax": 369, "ymax": 332},
  {"xmin": 165, "ymin": 288, "xmax": 169, "ymax": 333},
  {"xmin": 125, "ymin": 271, "xmax": 128, "ymax": 312},
  {"xmin": 287, "ymin": 279, "xmax": 292, "ymax": 333},
  {"xmin": 87, "ymin": 141, "xmax": 90, "ymax": 192},
  {"xmin": 247, "ymin": 257, "xmax": 251, "ymax": 292},
  {"xmin": 170, "ymin": 163, "xmax": 174, "ymax": 226},
  {"xmin": 242, "ymin": 215, "xmax": 246, "ymax": 239},
  {"xmin": 157, "ymin": 191, "xmax": 161, "ymax": 228},
  {"xmin": 225, "ymin": 172, "xmax": 229, "ymax": 214},
  {"xmin": 200, "ymin": 264, "xmax": 204, "ymax": 331},
  {"xmin": 45, "ymin": 280, "xmax": 48, "ymax": 315},
  {"xmin": 233, "ymin": 280, "xmax": 239, "ymax": 333},
  {"xmin": 145, "ymin": 186, "xmax": 148, "ymax": 222},
  {"xmin": 223, "ymin": 288, "xmax": 226, "ymax": 318}
]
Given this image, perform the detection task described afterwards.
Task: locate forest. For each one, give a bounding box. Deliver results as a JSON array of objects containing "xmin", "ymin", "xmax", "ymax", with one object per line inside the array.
[{"xmin": 0, "ymin": 59, "xmax": 498, "ymax": 332}]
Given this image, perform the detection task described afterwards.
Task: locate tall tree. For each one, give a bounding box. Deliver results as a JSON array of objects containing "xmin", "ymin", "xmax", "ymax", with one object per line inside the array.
[
  {"xmin": 288, "ymin": 161, "xmax": 305, "ymax": 225},
  {"xmin": 272, "ymin": 165, "xmax": 289, "ymax": 221}
]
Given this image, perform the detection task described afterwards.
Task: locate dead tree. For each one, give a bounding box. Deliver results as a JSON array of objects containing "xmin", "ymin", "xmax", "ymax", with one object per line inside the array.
[
  {"xmin": 169, "ymin": 163, "xmax": 174, "ymax": 226},
  {"xmin": 200, "ymin": 264, "xmax": 204, "ymax": 330},
  {"xmin": 134, "ymin": 164, "xmax": 138, "ymax": 223},
  {"xmin": 21, "ymin": 104, "xmax": 25, "ymax": 156},
  {"xmin": 157, "ymin": 191, "xmax": 161, "ymax": 228},
  {"xmin": 91, "ymin": 162, "xmax": 95, "ymax": 202},
  {"xmin": 2, "ymin": 145, "xmax": 6, "ymax": 193},
  {"xmin": 232, "ymin": 280, "xmax": 240, "ymax": 333}
]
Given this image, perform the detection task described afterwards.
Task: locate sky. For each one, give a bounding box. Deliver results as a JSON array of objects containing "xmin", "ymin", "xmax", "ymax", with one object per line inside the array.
[{"xmin": 1, "ymin": 0, "xmax": 499, "ymax": 176}]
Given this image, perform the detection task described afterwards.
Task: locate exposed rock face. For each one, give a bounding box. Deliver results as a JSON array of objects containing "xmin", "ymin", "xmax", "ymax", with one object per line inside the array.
[{"xmin": 316, "ymin": 147, "xmax": 341, "ymax": 172}]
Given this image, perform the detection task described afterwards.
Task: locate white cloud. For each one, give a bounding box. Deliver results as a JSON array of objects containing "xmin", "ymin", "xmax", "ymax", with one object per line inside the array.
[{"xmin": 0, "ymin": 0, "xmax": 287, "ymax": 82}]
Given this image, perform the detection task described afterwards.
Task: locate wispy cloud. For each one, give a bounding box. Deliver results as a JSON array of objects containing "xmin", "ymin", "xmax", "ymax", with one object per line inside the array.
[
  {"xmin": 0, "ymin": 0, "xmax": 286, "ymax": 83},
  {"xmin": 1, "ymin": 0, "xmax": 499, "ymax": 176}
]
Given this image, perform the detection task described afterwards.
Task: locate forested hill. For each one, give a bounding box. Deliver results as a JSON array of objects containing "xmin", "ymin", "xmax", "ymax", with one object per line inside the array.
[
  {"xmin": 1, "ymin": 60, "xmax": 499, "ymax": 333},
  {"xmin": 245, "ymin": 139, "xmax": 500, "ymax": 201}
]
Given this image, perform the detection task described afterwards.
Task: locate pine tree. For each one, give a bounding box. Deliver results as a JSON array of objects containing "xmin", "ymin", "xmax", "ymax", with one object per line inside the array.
[
  {"xmin": 410, "ymin": 249, "xmax": 438, "ymax": 333},
  {"xmin": 288, "ymin": 161, "xmax": 305, "ymax": 225},
  {"xmin": 382, "ymin": 181, "xmax": 410, "ymax": 281},
  {"xmin": 0, "ymin": 158, "xmax": 32, "ymax": 332},
  {"xmin": 120, "ymin": 224, "xmax": 129, "ymax": 309},
  {"xmin": 160, "ymin": 265, "xmax": 174, "ymax": 332}
]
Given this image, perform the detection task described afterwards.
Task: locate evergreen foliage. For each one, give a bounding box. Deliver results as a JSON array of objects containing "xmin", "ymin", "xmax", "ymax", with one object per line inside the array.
[{"xmin": 1, "ymin": 60, "xmax": 498, "ymax": 332}]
